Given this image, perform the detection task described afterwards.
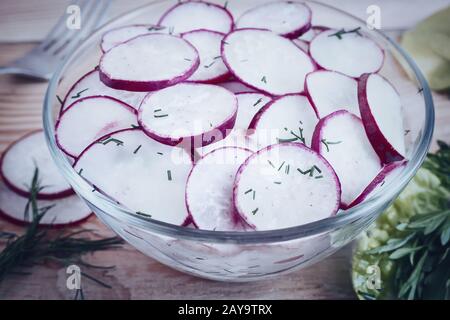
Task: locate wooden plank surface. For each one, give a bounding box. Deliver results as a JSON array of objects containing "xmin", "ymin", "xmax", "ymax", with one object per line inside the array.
[{"xmin": 0, "ymin": 1, "xmax": 449, "ymax": 300}]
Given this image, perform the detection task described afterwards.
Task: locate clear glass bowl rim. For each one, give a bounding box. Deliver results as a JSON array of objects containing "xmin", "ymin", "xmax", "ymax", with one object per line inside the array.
[{"xmin": 43, "ymin": 0, "xmax": 435, "ymax": 244}]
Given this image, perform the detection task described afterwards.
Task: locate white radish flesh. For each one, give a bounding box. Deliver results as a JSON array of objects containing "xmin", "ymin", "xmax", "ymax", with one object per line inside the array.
[
  {"xmin": 309, "ymin": 29, "xmax": 384, "ymax": 78},
  {"xmin": 56, "ymin": 96, "xmax": 138, "ymax": 158},
  {"xmin": 138, "ymin": 83, "xmax": 237, "ymax": 146},
  {"xmin": 74, "ymin": 129, "xmax": 193, "ymax": 225},
  {"xmin": 101, "ymin": 24, "xmax": 170, "ymax": 52},
  {"xmin": 249, "ymin": 94, "xmax": 318, "ymax": 149},
  {"xmin": 347, "ymin": 160, "xmax": 407, "ymax": 208},
  {"xmin": 311, "ymin": 110, "xmax": 382, "ymax": 208},
  {"xmin": 0, "ymin": 180, "xmax": 90, "ymax": 226},
  {"xmin": 186, "ymin": 147, "xmax": 253, "ymax": 231},
  {"xmin": 158, "ymin": 1, "xmax": 234, "ymax": 34},
  {"xmin": 222, "ymin": 29, "xmax": 316, "ymax": 96},
  {"xmin": 61, "ymin": 69, "xmax": 147, "ymax": 112},
  {"xmin": 99, "ymin": 34, "xmax": 199, "ymax": 91},
  {"xmin": 218, "ymin": 80, "xmax": 256, "ymax": 93},
  {"xmin": 0, "ymin": 130, "xmax": 72, "ymax": 199},
  {"xmin": 233, "ymin": 143, "xmax": 341, "ymax": 230},
  {"xmin": 305, "ymin": 70, "xmax": 359, "ymax": 118},
  {"xmin": 181, "ymin": 30, "xmax": 230, "ymax": 83},
  {"xmin": 358, "ymin": 73, "xmax": 406, "ymax": 163},
  {"xmin": 236, "ymin": 1, "xmax": 311, "ymax": 39}
]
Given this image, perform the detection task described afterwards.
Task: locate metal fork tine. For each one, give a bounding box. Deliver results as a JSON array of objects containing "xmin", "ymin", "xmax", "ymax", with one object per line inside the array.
[
  {"xmin": 53, "ymin": 0, "xmax": 111, "ymax": 59},
  {"xmin": 37, "ymin": 0, "xmax": 87, "ymax": 51}
]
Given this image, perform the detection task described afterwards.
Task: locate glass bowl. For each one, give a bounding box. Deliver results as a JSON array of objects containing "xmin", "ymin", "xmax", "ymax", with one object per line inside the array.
[{"xmin": 43, "ymin": 0, "xmax": 434, "ymax": 282}]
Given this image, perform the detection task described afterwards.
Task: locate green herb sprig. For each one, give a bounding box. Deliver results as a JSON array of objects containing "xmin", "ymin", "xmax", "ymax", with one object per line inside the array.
[{"xmin": 328, "ymin": 27, "xmax": 362, "ymax": 40}]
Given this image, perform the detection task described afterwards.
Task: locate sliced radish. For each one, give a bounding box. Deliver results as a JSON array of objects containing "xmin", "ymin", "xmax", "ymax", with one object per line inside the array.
[
  {"xmin": 56, "ymin": 96, "xmax": 138, "ymax": 158},
  {"xmin": 233, "ymin": 143, "xmax": 340, "ymax": 230},
  {"xmin": 138, "ymin": 83, "xmax": 237, "ymax": 147},
  {"xmin": 305, "ymin": 70, "xmax": 359, "ymax": 118},
  {"xmin": 99, "ymin": 33, "xmax": 200, "ymax": 92},
  {"xmin": 158, "ymin": 1, "xmax": 234, "ymax": 34},
  {"xmin": 347, "ymin": 160, "xmax": 407, "ymax": 208},
  {"xmin": 292, "ymin": 39, "xmax": 309, "ymax": 52},
  {"xmin": 101, "ymin": 24, "xmax": 170, "ymax": 52},
  {"xmin": 186, "ymin": 147, "xmax": 253, "ymax": 231},
  {"xmin": 222, "ymin": 29, "xmax": 316, "ymax": 96},
  {"xmin": 218, "ymin": 80, "xmax": 256, "ymax": 93},
  {"xmin": 0, "ymin": 130, "xmax": 73, "ymax": 200},
  {"xmin": 61, "ymin": 69, "xmax": 147, "ymax": 112},
  {"xmin": 74, "ymin": 129, "xmax": 193, "ymax": 225},
  {"xmin": 199, "ymin": 92, "xmax": 271, "ymax": 155},
  {"xmin": 236, "ymin": 1, "xmax": 311, "ymax": 39},
  {"xmin": 309, "ymin": 29, "xmax": 384, "ymax": 78},
  {"xmin": 358, "ymin": 73, "xmax": 406, "ymax": 163},
  {"xmin": 298, "ymin": 25, "xmax": 329, "ymax": 42},
  {"xmin": 181, "ymin": 29, "xmax": 230, "ymax": 83},
  {"xmin": 0, "ymin": 180, "xmax": 90, "ymax": 226},
  {"xmin": 249, "ymin": 94, "xmax": 318, "ymax": 149},
  {"xmin": 311, "ymin": 110, "xmax": 382, "ymax": 207}
]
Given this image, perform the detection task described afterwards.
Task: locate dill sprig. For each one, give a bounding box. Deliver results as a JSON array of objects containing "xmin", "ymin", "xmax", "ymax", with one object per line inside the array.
[
  {"xmin": 0, "ymin": 168, "xmax": 123, "ymax": 283},
  {"xmin": 328, "ymin": 27, "xmax": 362, "ymax": 40}
]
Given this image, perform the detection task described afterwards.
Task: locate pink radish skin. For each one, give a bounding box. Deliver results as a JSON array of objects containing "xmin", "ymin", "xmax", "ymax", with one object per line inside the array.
[
  {"xmin": 358, "ymin": 73, "xmax": 406, "ymax": 163},
  {"xmin": 138, "ymin": 83, "xmax": 238, "ymax": 147},
  {"xmin": 292, "ymin": 39, "xmax": 309, "ymax": 52},
  {"xmin": 60, "ymin": 69, "xmax": 147, "ymax": 113},
  {"xmin": 186, "ymin": 147, "xmax": 253, "ymax": 231},
  {"xmin": 99, "ymin": 33, "xmax": 200, "ymax": 92},
  {"xmin": 0, "ymin": 180, "xmax": 91, "ymax": 227},
  {"xmin": 181, "ymin": 29, "xmax": 231, "ymax": 84},
  {"xmin": 304, "ymin": 70, "xmax": 359, "ymax": 118},
  {"xmin": 56, "ymin": 96, "xmax": 138, "ymax": 158},
  {"xmin": 101, "ymin": 24, "xmax": 170, "ymax": 53},
  {"xmin": 311, "ymin": 110, "xmax": 382, "ymax": 208},
  {"xmin": 221, "ymin": 28, "xmax": 316, "ymax": 96},
  {"xmin": 309, "ymin": 29, "xmax": 384, "ymax": 78},
  {"xmin": 218, "ymin": 80, "xmax": 257, "ymax": 94},
  {"xmin": 233, "ymin": 143, "xmax": 341, "ymax": 231},
  {"xmin": 0, "ymin": 130, "xmax": 73, "ymax": 200},
  {"xmin": 248, "ymin": 94, "xmax": 318, "ymax": 149},
  {"xmin": 347, "ymin": 160, "xmax": 407, "ymax": 209},
  {"xmin": 236, "ymin": 1, "xmax": 312, "ymax": 39},
  {"xmin": 158, "ymin": 0, "xmax": 234, "ymax": 34},
  {"xmin": 74, "ymin": 129, "xmax": 193, "ymax": 226}
]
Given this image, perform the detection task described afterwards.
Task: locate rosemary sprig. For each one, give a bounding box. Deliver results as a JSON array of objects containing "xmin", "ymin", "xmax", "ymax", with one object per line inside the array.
[
  {"xmin": 0, "ymin": 168, "xmax": 123, "ymax": 283},
  {"xmin": 328, "ymin": 27, "xmax": 362, "ymax": 40}
]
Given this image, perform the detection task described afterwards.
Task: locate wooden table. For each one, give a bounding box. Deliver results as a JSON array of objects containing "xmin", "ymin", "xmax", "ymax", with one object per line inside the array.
[{"xmin": 0, "ymin": 0, "xmax": 449, "ymax": 300}]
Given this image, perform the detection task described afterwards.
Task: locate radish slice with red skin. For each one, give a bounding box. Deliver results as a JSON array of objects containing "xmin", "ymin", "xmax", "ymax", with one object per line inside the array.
[
  {"xmin": 305, "ymin": 70, "xmax": 359, "ymax": 118},
  {"xmin": 249, "ymin": 94, "xmax": 318, "ymax": 149},
  {"xmin": 99, "ymin": 34, "xmax": 200, "ymax": 92},
  {"xmin": 311, "ymin": 110, "xmax": 382, "ymax": 208},
  {"xmin": 101, "ymin": 24, "xmax": 170, "ymax": 52},
  {"xmin": 218, "ymin": 81, "xmax": 256, "ymax": 93},
  {"xmin": 186, "ymin": 147, "xmax": 253, "ymax": 231},
  {"xmin": 158, "ymin": 1, "xmax": 234, "ymax": 34},
  {"xmin": 298, "ymin": 26, "xmax": 329, "ymax": 42},
  {"xmin": 138, "ymin": 83, "xmax": 237, "ymax": 147},
  {"xmin": 233, "ymin": 143, "xmax": 341, "ymax": 230},
  {"xmin": 347, "ymin": 160, "xmax": 407, "ymax": 209},
  {"xmin": 358, "ymin": 73, "xmax": 406, "ymax": 163},
  {"xmin": 199, "ymin": 92, "xmax": 271, "ymax": 155},
  {"xmin": 56, "ymin": 96, "xmax": 138, "ymax": 158},
  {"xmin": 74, "ymin": 129, "xmax": 193, "ymax": 226},
  {"xmin": 181, "ymin": 29, "xmax": 230, "ymax": 84},
  {"xmin": 61, "ymin": 69, "xmax": 147, "ymax": 112},
  {"xmin": 222, "ymin": 29, "xmax": 316, "ymax": 96},
  {"xmin": 0, "ymin": 180, "xmax": 90, "ymax": 226},
  {"xmin": 309, "ymin": 29, "xmax": 384, "ymax": 78},
  {"xmin": 0, "ymin": 130, "xmax": 73, "ymax": 200},
  {"xmin": 236, "ymin": 1, "xmax": 312, "ymax": 39}
]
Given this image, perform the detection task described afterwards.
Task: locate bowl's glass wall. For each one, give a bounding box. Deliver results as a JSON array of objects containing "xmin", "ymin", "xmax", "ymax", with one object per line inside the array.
[{"xmin": 43, "ymin": 0, "xmax": 433, "ymax": 281}]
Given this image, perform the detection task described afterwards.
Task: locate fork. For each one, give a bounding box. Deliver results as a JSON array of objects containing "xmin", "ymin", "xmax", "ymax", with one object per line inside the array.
[{"xmin": 0, "ymin": 0, "xmax": 110, "ymax": 80}]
